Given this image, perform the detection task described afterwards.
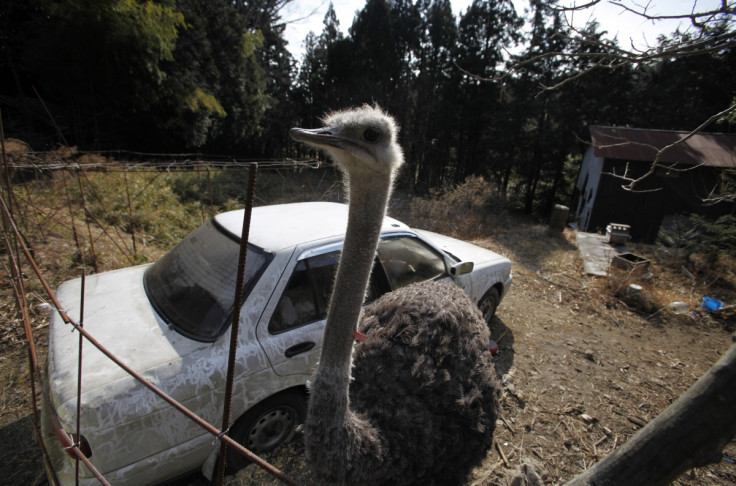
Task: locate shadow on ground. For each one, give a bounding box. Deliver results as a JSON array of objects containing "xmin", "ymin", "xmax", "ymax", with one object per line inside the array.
[
  {"xmin": 0, "ymin": 414, "xmax": 46, "ymax": 486},
  {"xmin": 489, "ymin": 315, "xmax": 515, "ymax": 378}
]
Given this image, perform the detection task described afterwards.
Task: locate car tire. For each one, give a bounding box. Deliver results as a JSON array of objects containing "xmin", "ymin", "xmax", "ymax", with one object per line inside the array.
[
  {"xmin": 225, "ymin": 389, "xmax": 307, "ymax": 473},
  {"xmin": 478, "ymin": 287, "xmax": 500, "ymax": 325}
]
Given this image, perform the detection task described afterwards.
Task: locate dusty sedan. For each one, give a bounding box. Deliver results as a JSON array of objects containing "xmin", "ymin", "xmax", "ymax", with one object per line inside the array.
[{"xmin": 41, "ymin": 201, "xmax": 512, "ymax": 485}]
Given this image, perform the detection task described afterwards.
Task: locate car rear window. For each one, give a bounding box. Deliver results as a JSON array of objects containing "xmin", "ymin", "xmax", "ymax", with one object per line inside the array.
[{"xmin": 143, "ymin": 219, "xmax": 272, "ymax": 342}]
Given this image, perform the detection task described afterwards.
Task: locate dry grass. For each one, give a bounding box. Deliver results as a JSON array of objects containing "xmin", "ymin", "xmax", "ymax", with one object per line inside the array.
[
  {"xmin": 396, "ymin": 175, "xmax": 735, "ymax": 337},
  {"xmin": 1, "ymin": 158, "xmax": 735, "ymax": 485},
  {"xmin": 394, "ymin": 175, "xmax": 512, "ymax": 240}
]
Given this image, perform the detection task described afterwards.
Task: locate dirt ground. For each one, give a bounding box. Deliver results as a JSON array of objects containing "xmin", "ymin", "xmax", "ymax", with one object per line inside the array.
[
  {"xmin": 219, "ymin": 223, "xmax": 736, "ymax": 486},
  {"xmin": 1, "ymin": 217, "xmax": 735, "ymax": 486}
]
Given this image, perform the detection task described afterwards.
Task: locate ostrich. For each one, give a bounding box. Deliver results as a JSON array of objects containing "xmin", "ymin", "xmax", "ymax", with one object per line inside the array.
[{"xmin": 290, "ymin": 105, "xmax": 501, "ymax": 485}]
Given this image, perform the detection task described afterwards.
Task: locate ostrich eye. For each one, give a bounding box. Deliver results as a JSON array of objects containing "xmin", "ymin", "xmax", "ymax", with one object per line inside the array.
[{"xmin": 363, "ymin": 128, "xmax": 381, "ymax": 142}]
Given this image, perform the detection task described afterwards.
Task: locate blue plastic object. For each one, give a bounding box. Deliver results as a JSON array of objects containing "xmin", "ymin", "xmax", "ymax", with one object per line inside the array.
[{"xmin": 702, "ymin": 297, "xmax": 723, "ymax": 312}]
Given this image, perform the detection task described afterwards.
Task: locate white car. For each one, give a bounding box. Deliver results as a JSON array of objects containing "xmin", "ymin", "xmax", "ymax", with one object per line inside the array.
[{"xmin": 41, "ymin": 201, "xmax": 512, "ymax": 485}]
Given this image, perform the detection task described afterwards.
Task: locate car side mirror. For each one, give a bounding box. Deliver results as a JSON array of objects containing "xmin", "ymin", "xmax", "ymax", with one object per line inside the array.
[{"xmin": 450, "ymin": 261, "xmax": 474, "ymax": 276}]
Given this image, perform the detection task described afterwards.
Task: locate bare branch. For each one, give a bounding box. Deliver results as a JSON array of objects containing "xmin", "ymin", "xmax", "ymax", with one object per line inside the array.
[
  {"xmin": 532, "ymin": 31, "xmax": 734, "ymax": 66},
  {"xmin": 610, "ymin": 1, "xmax": 734, "ymax": 24},
  {"xmin": 537, "ymin": 57, "xmax": 611, "ymax": 94},
  {"xmin": 703, "ymin": 168, "xmax": 736, "ymax": 205},
  {"xmin": 552, "ymin": 0, "xmax": 605, "ymax": 11},
  {"xmin": 596, "ymin": 103, "xmax": 736, "ymax": 192},
  {"xmin": 491, "ymin": 1, "xmax": 736, "ymax": 201},
  {"xmin": 508, "ymin": 0, "xmax": 736, "ymax": 85},
  {"xmin": 603, "ymin": 161, "xmax": 664, "ymax": 193}
]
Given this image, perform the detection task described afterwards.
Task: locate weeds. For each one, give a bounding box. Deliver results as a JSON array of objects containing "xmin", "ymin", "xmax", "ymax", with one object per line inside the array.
[
  {"xmin": 396, "ymin": 175, "xmax": 510, "ymax": 240},
  {"xmin": 5, "ymin": 163, "xmax": 735, "ymax": 332},
  {"xmin": 172, "ymin": 166, "xmax": 341, "ymax": 208},
  {"xmin": 658, "ymin": 214, "xmax": 736, "ymax": 271}
]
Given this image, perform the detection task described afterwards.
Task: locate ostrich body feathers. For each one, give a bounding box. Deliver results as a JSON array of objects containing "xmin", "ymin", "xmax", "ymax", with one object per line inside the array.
[{"xmin": 305, "ymin": 280, "xmax": 500, "ymax": 485}]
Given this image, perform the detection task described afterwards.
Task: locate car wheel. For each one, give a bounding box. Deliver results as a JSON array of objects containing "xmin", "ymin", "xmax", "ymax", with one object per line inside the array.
[
  {"xmin": 478, "ymin": 287, "xmax": 499, "ymax": 325},
  {"xmin": 225, "ymin": 389, "xmax": 307, "ymax": 473}
]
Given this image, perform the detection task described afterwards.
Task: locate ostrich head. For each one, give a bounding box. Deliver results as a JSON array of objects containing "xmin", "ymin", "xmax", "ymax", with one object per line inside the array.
[{"xmin": 290, "ymin": 105, "xmax": 404, "ymax": 180}]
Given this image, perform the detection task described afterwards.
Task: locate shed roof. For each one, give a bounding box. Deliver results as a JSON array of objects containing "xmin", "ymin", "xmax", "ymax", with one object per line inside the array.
[{"xmin": 590, "ymin": 126, "xmax": 736, "ymax": 168}]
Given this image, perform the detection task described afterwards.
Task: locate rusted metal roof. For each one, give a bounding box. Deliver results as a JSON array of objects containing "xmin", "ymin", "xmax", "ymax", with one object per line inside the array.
[{"xmin": 590, "ymin": 126, "xmax": 736, "ymax": 168}]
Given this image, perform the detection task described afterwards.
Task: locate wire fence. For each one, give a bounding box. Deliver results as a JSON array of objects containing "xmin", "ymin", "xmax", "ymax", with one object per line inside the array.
[
  {"xmin": 4, "ymin": 145, "xmax": 340, "ymax": 269},
  {"xmin": 0, "ymin": 140, "xmax": 331, "ymax": 484}
]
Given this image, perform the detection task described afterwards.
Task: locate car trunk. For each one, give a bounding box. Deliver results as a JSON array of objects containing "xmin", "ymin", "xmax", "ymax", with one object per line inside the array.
[{"xmin": 46, "ymin": 264, "xmax": 216, "ymax": 421}]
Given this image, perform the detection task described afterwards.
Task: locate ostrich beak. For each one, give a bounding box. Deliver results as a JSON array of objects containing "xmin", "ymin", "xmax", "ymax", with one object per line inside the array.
[{"xmin": 290, "ymin": 126, "xmax": 353, "ymax": 150}]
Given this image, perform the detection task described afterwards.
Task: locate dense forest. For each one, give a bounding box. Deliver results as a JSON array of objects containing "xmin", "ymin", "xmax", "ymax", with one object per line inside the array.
[{"xmin": 1, "ymin": 0, "xmax": 734, "ymax": 215}]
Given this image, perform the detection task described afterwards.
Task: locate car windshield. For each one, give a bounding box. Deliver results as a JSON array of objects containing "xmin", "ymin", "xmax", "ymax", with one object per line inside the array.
[
  {"xmin": 378, "ymin": 236, "xmax": 447, "ymax": 289},
  {"xmin": 143, "ymin": 219, "xmax": 272, "ymax": 342}
]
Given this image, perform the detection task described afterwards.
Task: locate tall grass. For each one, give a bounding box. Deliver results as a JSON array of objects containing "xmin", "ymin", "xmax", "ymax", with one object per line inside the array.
[
  {"xmin": 394, "ymin": 175, "xmax": 511, "ymax": 240},
  {"xmin": 8, "ymin": 166, "xmax": 346, "ymax": 278}
]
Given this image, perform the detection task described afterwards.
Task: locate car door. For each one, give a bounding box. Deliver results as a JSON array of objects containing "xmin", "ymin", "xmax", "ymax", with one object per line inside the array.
[
  {"xmin": 256, "ymin": 245, "xmax": 389, "ymax": 377},
  {"xmin": 257, "ymin": 235, "xmax": 450, "ymax": 378}
]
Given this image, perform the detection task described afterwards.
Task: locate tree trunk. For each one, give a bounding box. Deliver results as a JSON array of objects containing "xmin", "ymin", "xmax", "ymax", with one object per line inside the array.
[{"xmin": 566, "ymin": 343, "xmax": 736, "ymax": 486}]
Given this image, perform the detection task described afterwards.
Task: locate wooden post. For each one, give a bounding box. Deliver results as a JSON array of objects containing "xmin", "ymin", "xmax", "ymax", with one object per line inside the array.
[{"xmin": 566, "ymin": 343, "xmax": 736, "ymax": 486}]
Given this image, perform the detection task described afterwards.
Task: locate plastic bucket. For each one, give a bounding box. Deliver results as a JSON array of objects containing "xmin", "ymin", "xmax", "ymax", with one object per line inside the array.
[{"xmin": 701, "ymin": 297, "xmax": 723, "ymax": 312}]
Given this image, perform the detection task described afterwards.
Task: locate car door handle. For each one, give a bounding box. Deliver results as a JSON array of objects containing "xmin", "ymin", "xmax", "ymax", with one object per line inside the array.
[{"xmin": 285, "ymin": 341, "xmax": 315, "ymax": 358}]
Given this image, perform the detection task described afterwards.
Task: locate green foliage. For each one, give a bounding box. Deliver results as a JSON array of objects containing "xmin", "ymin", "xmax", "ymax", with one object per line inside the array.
[
  {"xmin": 658, "ymin": 214, "xmax": 736, "ymax": 266},
  {"xmin": 77, "ymin": 171, "xmax": 204, "ymax": 248},
  {"xmin": 242, "ymin": 30, "xmax": 264, "ymax": 56},
  {"xmin": 631, "ymin": 28, "xmax": 736, "ymax": 131},
  {"xmin": 3, "ymin": 0, "xmax": 734, "ymax": 214},
  {"xmin": 125, "ymin": 0, "xmax": 183, "ymax": 68},
  {"xmin": 657, "ymin": 216, "xmax": 699, "ymax": 263},
  {"xmin": 149, "ymin": 0, "xmax": 270, "ymax": 150},
  {"xmin": 169, "ymin": 166, "xmax": 341, "ymax": 208},
  {"xmin": 185, "ymin": 89, "xmax": 227, "ymax": 118},
  {"xmin": 728, "ymin": 97, "xmax": 736, "ymax": 124},
  {"xmin": 29, "ymin": 0, "xmax": 185, "ymax": 107},
  {"xmin": 294, "ymin": 5, "xmax": 347, "ymax": 127},
  {"xmin": 690, "ymin": 214, "xmax": 736, "ymax": 263},
  {"xmin": 6, "ymin": 0, "xmax": 277, "ymax": 150}
]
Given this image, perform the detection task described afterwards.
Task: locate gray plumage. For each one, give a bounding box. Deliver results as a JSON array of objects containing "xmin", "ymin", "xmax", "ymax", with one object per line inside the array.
[{"xmin": 290, "ymin": 105, "xmax": 500, "ymax": 485}]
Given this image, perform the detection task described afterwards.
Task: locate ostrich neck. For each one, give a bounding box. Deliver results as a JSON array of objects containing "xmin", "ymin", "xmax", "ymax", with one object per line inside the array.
[{"xmin": 311, "ymin": 170, "xmax": 392, "ymax": 412}]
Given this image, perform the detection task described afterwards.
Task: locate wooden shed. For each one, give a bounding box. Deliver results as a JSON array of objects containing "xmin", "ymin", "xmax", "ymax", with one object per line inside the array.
[{"xmin": 573, "ymin": 126, "xmax": 736, "ymax": 241}]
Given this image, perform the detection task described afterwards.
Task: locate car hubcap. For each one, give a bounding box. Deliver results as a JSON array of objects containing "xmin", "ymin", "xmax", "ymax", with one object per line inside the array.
[
  {"xmin": 480, "ymin": 298, "xmax": 496, "ymax": 323},
  {"xmin": 247, "ymin": 408, "xmax": 295, "ymax": 451}
]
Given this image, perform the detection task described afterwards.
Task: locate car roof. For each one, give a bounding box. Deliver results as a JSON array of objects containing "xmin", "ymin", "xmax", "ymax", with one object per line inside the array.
[{"xmin": 214, "ymin": 201, "xmax": 411, "ymax": 252}]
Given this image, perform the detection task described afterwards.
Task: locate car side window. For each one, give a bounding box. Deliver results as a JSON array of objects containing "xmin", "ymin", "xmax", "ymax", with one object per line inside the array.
[
  {"xmin": 269, "ymin": 250, "xmax": 386, "ymax": 334},
  {"xmin": 305, "ymin": 252, "xmax": 341, "ymax": 320},
  {"xmin": 377, "ymin": 236, "xmax": 446, "ymax": 290},
  {"xmin": 269, "ymin": 259, "xmax": 320, "ymax": 334}
]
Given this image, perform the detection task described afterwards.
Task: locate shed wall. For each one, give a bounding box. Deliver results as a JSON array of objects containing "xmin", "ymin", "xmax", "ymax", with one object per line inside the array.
[
  {"xmin": 574, "ymin": 146, "xmax": 603, "ymax": 232},
  {"xmin": 579, "ymin": 158, "xmax": 733, "ymax": 241}
]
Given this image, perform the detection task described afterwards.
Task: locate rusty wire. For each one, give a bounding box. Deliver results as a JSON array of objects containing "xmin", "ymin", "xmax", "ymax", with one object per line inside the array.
[
  {"xmin": 75, "ymin": 271, "xmax": 85, "ymax": 485},
  {"xmin": 217, "ymin": 163, "xmax": 258, "ymax": 484},
  {"xmin": 0, "ymin": 173, "xmax": 301, "ymax": 485},
  {"xmin": 5, "ymin": 154, "xmax": 324, "ymax": 172},
  {"xmin": 0, "ymin": 192, "xmax": 118, "ymax": 486}
]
